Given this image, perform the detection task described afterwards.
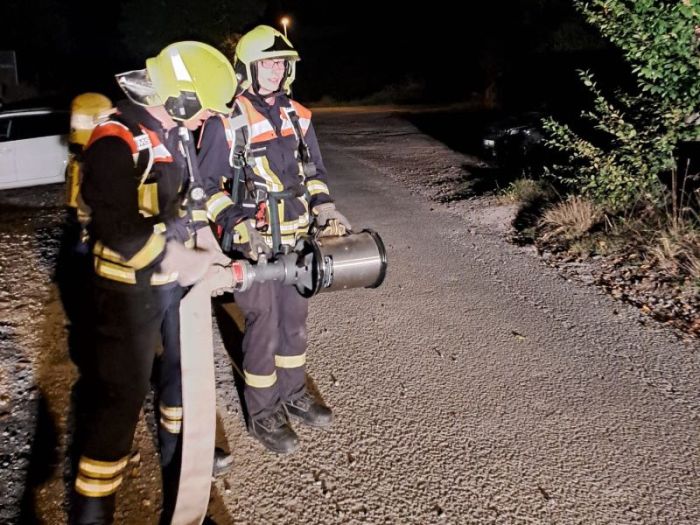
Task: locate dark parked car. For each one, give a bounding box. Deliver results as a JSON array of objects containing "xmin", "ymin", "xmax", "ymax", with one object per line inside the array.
[{"xmin": 481, "ymin": 112, "xmax": 547, "ymax": 177}]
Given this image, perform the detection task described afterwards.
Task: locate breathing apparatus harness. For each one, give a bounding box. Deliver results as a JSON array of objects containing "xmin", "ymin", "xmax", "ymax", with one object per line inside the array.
[{"xmin": 220, "ymin": 95, "xmax": 317, "ymax": 255}]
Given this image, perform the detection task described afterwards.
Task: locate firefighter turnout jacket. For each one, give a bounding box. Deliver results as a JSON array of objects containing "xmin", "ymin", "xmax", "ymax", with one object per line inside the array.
[
  {"xmin": 81, "ymin": 100, "xmax": 208, "ymax": 286},
  {"xmin": 199, "ymin": 92, "xmax": 333, "ymax": 248}
]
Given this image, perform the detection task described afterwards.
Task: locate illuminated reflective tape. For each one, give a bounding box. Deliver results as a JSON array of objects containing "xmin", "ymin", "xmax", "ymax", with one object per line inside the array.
[
  {"xmin": 275, "ymin": 353, "xmax": 306, "ymax": 368},
  {"xmin": 244, "ymin": 370, "xmax": 277, "ymax": 388},
  {"xmin": 75, "ymin": 475, "xmax": 123, "ymax": 497}
]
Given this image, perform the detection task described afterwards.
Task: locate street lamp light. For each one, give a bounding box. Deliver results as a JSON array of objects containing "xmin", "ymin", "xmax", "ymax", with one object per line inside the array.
[{"xmin": 280, "ymin": 16, "xmax": 290, "ymax": 38}]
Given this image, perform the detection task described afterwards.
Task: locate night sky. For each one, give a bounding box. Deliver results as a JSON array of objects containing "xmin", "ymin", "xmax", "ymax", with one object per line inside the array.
[{"xmin": 1, "ymin": 0, "xmax": 624, "ymax": 111}]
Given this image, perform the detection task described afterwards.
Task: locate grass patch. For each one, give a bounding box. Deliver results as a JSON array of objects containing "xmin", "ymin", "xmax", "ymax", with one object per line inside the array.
[
  {"xmin": 646, "ymin": 220, "xmax": 700, "ymax": 283},
  {"xmin": 500, "ymin": 178, "xmax": 554, "ymax": 204},
  {"xmin": 541, "ymin": 196, "xmax": 604, "ymax": 241}
]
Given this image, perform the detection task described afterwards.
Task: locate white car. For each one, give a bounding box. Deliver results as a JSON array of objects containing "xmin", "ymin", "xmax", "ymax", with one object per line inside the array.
[{"xmin": 0, "ymin": 107, "xmax": 69, "ymax": 190}]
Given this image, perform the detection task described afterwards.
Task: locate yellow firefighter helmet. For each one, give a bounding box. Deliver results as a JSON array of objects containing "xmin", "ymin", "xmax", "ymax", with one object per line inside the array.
[
  {"xmin": 69, "ymin": 93, "xmax": 113, "ymax": 146},
  {"xmin": 234, "ymin": 25, "xmax": 300, "ymax": 94},
  {"xmin": 145, "ymin": 41, "xmax": 237, "ymax": 120}
]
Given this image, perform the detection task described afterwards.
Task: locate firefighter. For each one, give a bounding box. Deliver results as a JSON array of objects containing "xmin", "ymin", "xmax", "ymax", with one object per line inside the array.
[
  {"xmin": 57, "ymin": 93, "xmax": 113, "ymax": 369},
  {"xmin": 65, "ymin": 92, "xmax": 114, "ymax": 239},
  {"xmin": 69, "ymin": 42, "xmax": 236, "ymax": 524},
  {"xmin": 198, "ymin": 25, "xmax": 351, "ymax": 454}
]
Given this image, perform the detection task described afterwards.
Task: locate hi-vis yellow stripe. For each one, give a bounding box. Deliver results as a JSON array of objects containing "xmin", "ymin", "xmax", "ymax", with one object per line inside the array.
[
  {"xmin": 160, "ymin": 417, "xmax": 183, "ymax": 434},
  {"xmin": 94, "ymin": 233, "xmax": 165, "ymax": 270},
  {"xmin": 93, "ymin": 243, "xmax": 123, "ymax": 263},
  {"xmin": 207, "ymin": 192, "xmax": 233, "ymax": 221},
  {"xmin": 191, "ymin": 209, "xmax": 208, "ymax": 223},
  {"xmin": 233, "ymin": 221, "xmax": 251, "ymax": 243},
  {"xmin": 306, "ymin": 180, "xmax": 329, "ymax": 196},
  {"xmin": 94, "ymin": 258, "xmax": 136, "ymax": 284},
  {"xmin": 260, "ymin": 232, "xmax": 299, "ymax": 248},
  {"xmin": 126, "ymin": 233, "xmax": 165, "ymax": 270},
  {"xmin": 137, "ymin": 182, "xmax": 159, "ymax": 217},
  {"xmin": 244, "ymin": 370, "xmax": 277, "ymax": 388},
  {"xmin": 79, "ymin": 456, "xmax": 128, "ymax": 478},
  {"xmin": 159, "ymin": 403, "xmax": 183, "ymax": 433},
  {"xmin": 66, "ymin": 159, "xmax": 81, "ymax": 208},
  {"xmin": 94, "ymin": 258, "xmax": 177, "ymax": 285},
  {"xmin": 159, "ymin": 404, "xmax": 183, "ymax": 419},
  {"xmin": 275, "ymin": 353, "xmax": 306, "ymax": 368},
  {"xmin": 277, "ymin": 218, "xmax": 309, "ymax": 233},
  {"xmin": 75, "ymin": 475, "xmax": 123, "ymax": 497},
  {"xmin": 252, "ymin": 157, "xmax": 284, "ymax": 192},
  {"xmin": 150, "ymin": 271, "xmax": 178, "ymax": 285}
]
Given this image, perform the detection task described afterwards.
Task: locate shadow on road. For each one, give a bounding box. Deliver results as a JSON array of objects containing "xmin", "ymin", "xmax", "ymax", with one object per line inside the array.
[
  {"xmin": 438, "ymin": 164, "xmax": 527, "ymax": 202},
  {"xmin": 402, "ymin": 110, "xmax": 532, "ymax": 201},
  {"xmin": 402, "ymin": 110, "xmax": 499, "ymax": 158},
  {"xmin": 17, "ymin": 393, "xmax": 60, "ymax": 524}
]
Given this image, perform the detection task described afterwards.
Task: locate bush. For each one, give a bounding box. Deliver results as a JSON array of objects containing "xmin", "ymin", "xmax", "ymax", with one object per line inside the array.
[{"xmin": 543, "ymin": 0, "xmax": 700, "ymax": 211}]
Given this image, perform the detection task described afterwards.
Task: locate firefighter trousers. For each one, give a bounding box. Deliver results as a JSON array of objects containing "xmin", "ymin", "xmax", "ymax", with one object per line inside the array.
[
  {"xmin": 56, "ymin": 210, "xmax": 93, "ymax": 370},
  {"xmin": 70, "ymin": 280, "xmax": 184, "ymax": 524},
  {"xmin": 234, "ymin": 279, "xmax": 309, "ymax": 418}
]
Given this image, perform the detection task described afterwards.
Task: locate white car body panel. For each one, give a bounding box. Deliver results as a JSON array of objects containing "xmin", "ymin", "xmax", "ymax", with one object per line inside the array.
[{"xmin": 0, "ymin": 108, "xmax": 69, "ymax": 190}]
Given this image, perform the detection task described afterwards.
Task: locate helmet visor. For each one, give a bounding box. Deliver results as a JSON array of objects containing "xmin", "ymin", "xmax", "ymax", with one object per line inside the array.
[{"xmin": 163, "ymin": 90, "xmax": 203, "ymax": 121}]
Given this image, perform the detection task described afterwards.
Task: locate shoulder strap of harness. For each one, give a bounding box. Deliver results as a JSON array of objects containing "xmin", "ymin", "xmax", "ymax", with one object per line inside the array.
[
  {"xmin": 226, "ymin": 101, "xmax": 251, "ymax": 168},
  {"xmin": 221, "ymin": 102, "xmax": 253, "ymax": 205},
  {"xmin": 283, "ymin": 100, "xmax": 317, "ymax": 177}
]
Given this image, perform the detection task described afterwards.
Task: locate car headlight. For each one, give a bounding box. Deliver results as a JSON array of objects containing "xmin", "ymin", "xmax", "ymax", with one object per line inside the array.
[{"xmin": 483, "ymin": 139, "xmax": 495, "ymax": 148}]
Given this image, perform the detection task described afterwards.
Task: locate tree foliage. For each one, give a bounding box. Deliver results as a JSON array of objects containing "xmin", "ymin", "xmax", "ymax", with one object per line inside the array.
[{"xmin": 544, "ymin": 0, "xmax": 700, "ymax": 210}]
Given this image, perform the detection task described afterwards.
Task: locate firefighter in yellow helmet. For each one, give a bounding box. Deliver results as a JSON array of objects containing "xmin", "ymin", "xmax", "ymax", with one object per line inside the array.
[
  {"xmin": 66, "ymin": 93, "xmax": 113, "ymax": 213},
  {"xmin": 57, "ymin": 93, "xmax": 113, "ymax": 368},
  {"xmin": 69, "ymin": 92, "xmax": 113, "ymax": 145},
  {"xmin": 199, "ymin": 25, "xmax": 351, "ymax": 454},
  {"xmin": 69, "ymin": 42, "xmax": 236, "ymax": 525}
]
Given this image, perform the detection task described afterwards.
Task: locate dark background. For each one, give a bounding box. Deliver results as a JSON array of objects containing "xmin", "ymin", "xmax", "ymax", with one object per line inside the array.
[{"xmin": 1, "ymin": 0, "xmax": 631, "ymax": 113}]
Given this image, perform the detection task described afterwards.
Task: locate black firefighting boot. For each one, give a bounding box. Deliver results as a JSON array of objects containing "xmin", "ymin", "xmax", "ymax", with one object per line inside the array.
[
  {"xmin": 283, "ymin": 390, "xmax": 333, "ymax": 428},
  {"xmin": 69, "ymin": 492, "xmax": 116, "ymax": 525},
  {"xmin": 249, "ymin": 406, "xmax": 299, "ymax": 454},
  {"xmin": 213, "ymin": 447, "xmax": 233, "ymax": 477}
]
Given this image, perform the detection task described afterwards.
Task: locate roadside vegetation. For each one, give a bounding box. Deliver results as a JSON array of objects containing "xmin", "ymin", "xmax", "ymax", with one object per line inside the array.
[{"xmin": 506, "ymin": 0, "xmax": 700, "ymax": 335}]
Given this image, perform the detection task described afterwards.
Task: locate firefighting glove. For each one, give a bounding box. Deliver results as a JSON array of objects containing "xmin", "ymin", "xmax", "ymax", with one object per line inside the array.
[
  {"xmin": 233, "ymin": 220, "xmax": 271, "ymax": 262},
  {"xmin": 191, "ymin": 229, "xmax": 235, "ymax": 296},
  {"xmin": 165, "ymin": 217, "xmax": 191, "ymax": 243},
  {"xmin": 193, "ymin": 227, "xmax": 234, "ymax": 296},
  {"xmin": 206, "ymin": 263, "xmax": 237, "ymax": 297},
  {"xmin": 313, "ymin": 202, "xmax": 352, "ymax": 237},
  {"xmin": 159, "ymin": 240, "xmax": 215, "ymax": 287}
]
